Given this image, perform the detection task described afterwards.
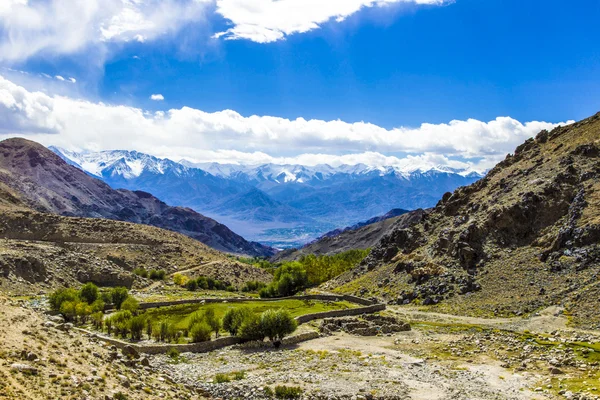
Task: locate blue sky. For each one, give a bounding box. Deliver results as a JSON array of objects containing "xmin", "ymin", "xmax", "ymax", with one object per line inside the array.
[{"xmin": 0, "ymin": 0, "xmax": 598, "ymax": 170}]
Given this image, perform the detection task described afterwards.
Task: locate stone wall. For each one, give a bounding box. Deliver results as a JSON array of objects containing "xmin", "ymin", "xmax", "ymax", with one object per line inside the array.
[{"xmin": 295, "ymin": 304, "xmax": 386, "ymax": 324}]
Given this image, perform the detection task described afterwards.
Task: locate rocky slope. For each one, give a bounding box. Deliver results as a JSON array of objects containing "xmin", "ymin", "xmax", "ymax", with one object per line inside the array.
[
  {"xmin": 330, "ymin": 113, "xmax": 600, "ymax": 328},
  {"xmin": 0, "ymin": 138, "xmax": 274, "ymax": 257},
  {"xmin": 272, "ymin": 209, "xmax": 427, "ymax": 263},
  {"xmin": 0, "ymin": 208, "xmax": 272, "ymax": 294}
]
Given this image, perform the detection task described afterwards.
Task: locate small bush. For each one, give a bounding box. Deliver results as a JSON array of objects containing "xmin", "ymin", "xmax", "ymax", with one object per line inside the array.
[
  {"xmin": 274, "ymin": 386, "xmax": 303, "ymax": 399},
  {"xmin": 214, "ymin": 373, "xmax": 231, "ymax": 383},
  {"xmin": 79, "ymin": 283, "xmax": 99, "ymax": 304},
  {"xmin": 91, "ymin": 312, "xmax": 104, "ymax": 330},
  {"xmin": 149, "ymin": 269, "xmax": 166, "ymax": 280},
  {"xmin": 185, "ymin": 279, "xmax": 198, "ymax": 291},
  {"xmin": 90, "ymin": 299, "xmax": 105, "ymax": 313},
  {"xmin": 189, "ymin": 321, "xmax": 212, "ymax": 343},
  {"xmin": 133, "ymin": 268, "xmax": 148, "ymax": 278},
  {"xmin": 173, "ymin": 273, "xmax": 189, "ymax": 286},
  {"xmin": 113, "ymin": 393, "xmax": 128, "ymax": 400},
  {"xmin": 232, "ymin": 370, "xmax": 246, "ymax": 380},
  {"xmin": 242, "ymin": 280, "xmax": 267, "ymax": 292},
  {"xmin": 120, "ymin": 297, "xmax": 140, "ymax": 313},
  {"xmin": 167, "ymin": 347, "xmax": 180, "ymax": 359},
  {"xmin": 196, "ymin": 276, "xmax": 208, "ymax": 289}
]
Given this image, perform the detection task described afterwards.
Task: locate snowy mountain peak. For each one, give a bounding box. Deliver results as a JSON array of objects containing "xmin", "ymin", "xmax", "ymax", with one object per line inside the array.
[{"xmin": 51, "ymin": 147, "xmax": 190, "ymax": 179}]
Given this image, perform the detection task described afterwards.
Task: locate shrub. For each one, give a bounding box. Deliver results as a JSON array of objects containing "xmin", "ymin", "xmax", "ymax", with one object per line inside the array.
[
  {"xmin": 206, "ymin": 277, "xmax": 216, "ymax": 290},
  {"xmin": 222, "ymin": 307, "xmax": 251, "ymax": 336},
  {"xmin": 242, "ymin": 280, "xmax": 267, "ymax": 292},
  {"xmin": 79, "ymin": 283, "xmax": 99, "ymax": 304},
  {"xmin": 185, "ymin": 279, "xmax": 198, "ymax": 291},
  {"xmin": 196, "ymin": 276, "xmax": 208, "ymax": 289},
  {"xmin": 75, "ymin": 301, "xmax": 92, "ymax": 322},
  {"xmin": 173, "ymin": 273, "xmax": 189, "ymax": 286},
  {"xmin": 133, "ymin": 267, "xmax": 148, "ymax": 278},
  {"xmin": 59, "ymin": 300, "xmax": 78, "ymax": 322},
  {"xmin": 49, "ymin": 288, "xmax": 79, "ymax": 312},
  {"xmin": 90, "ymin": 299, "xmax": 105, "ymax": 313},
  {"xmin": 110, "ymin": 287, "xmax": 129, "ymax": 310},
  {"xmin": 154, "ymin": 320, "xmax": 170, "ymax": 342},
  {"xmin": 232, "ymin": 371, "xmax": 246, "ymax": 380},
  {"xmin": 113, "ymin": 393, "xmax": 128, "ymax": 400},
  {"xmin": 167, "ymin": 347, "xmax": 180, "ymax": 359},
  {"xmin": 120, "ymin": 297, "xmax": 140, "ymax": 313},
  {"xmin": 259, "ymin": 309, "xmax": 297, "ymax": 345},
  {"xmin": 226, "ymin": 285, "xmax": 236, "ymax": 292},
  {"xmin": 214, "ymin": 373, "xmax": 231, "ymax": 383},
  {"xmin": 238, "ymin": 313, "xmax": 264, "ymax": 341},
  {"xmin": 189, "ymin": 321, "xmax": 212, "ymax": 343},
  {"xmin": 129, "ymin": 315, "xmax": 146, "ymax": 340},
  {"xmin": 91, "ymin": 312, "xmax": 104, "ymax": 330},
  {"xmin": 259, "ymin": 262, "xmax": 308, "ymax": 298},
  {"xmin": 204, "ymin": 308, "xmax": 221, "ymax": 337},
  {"xmin": 149, "ymin": 269, "xmax": 166, "ymax": 280},
  {"xmin": 274, "ymin": 385, "xmax": 303, "ymax": 399}
]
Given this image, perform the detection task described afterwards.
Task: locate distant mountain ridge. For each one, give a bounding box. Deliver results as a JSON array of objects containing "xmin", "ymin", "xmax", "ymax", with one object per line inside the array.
[
  {"xmin": 0, "ymin": 139, "xmax": 274, "ymax": 257},
  {"xmin": 314, "ymin": 208, "xmax": 412, "ymax": 241},
  {"xmin": 51, "ymin": 147, "xmax": 484, "ymax": 247}
]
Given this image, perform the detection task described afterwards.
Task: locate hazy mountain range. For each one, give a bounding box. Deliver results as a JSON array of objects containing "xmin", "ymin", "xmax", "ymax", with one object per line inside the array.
[
  {"xmin": 0, "ymin": 139, "xmax": 273, "ymax": 257},
  {"xmin": 51, "ymin": 147, "xmax": 484, "ymax": 248}
]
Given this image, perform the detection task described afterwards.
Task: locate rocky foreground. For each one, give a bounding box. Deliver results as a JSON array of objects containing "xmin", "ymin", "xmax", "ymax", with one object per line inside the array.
[{"xmin": 3, "ymin": 294, "xmax": 600, "ymax": 400}]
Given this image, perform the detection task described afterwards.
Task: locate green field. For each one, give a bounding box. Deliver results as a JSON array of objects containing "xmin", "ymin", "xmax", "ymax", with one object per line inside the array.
[{"xmin": 143, "ymin": 299, "xmax": 357, "ymax": 331}]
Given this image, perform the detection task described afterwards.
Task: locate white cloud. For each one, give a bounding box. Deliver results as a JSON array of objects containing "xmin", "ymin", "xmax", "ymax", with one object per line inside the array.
[
  {"xmin": 0, "ymin": 75, "xmax": 572, "ymax": 171},
  {"xmin": 0, "ymin": 0, "xmax": 211, "ymax": 62},
  {"xmin": 150, "ymin": 94, "xmax": 165, "ymax": 101},
  {"xmin": 55, "ymin": 75, "xmax": 65, "ymax": 81},
  {"xmin": 0, "ymin": 0, "xmax": 450, "ymax": 63},
  {"xmin": 68, "ymin": 77, "xmax": 77, "ymax": 83},
  {"xmin": 214, "ymin": 0, "xmax": 447, "ymax": 43}
]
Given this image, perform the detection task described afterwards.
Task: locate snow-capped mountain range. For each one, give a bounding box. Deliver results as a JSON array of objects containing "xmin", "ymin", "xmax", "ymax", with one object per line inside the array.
[{"xmin": 51, "ymin": 147, "xmax": 484, "ymax": 248}]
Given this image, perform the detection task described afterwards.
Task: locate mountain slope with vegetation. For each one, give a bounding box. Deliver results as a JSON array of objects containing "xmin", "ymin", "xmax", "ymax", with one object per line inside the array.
[
  {"xmin": 0, "ymin": 138, "xmax": 274, "ymax": 257},
  {"xmin": 329, "ymin": 113, "xmax": 600, "ymax": 328}
]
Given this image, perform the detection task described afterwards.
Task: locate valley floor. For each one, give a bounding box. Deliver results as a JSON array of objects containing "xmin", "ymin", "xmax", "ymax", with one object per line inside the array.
[{"xmin": 2, "ymin": 295, "xmax": 600, "ymax": 400}]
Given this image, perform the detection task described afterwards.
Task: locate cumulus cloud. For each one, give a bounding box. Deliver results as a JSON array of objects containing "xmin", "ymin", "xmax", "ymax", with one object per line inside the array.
[
  {"xmin": 150, "ymin": 94, "xmax": 165, "ymax": 101},
  {"xmin": 0, "ymin": 75, "xmax": 571, "ymax": 171},
  {"xmin": 0, "ymin": 0, "xmax": 211, "ymax": 62},
  {"xmin": 54, "ymin": 75, "xmax": 65, "ymax": 81},
  {"xmin": 214, "ymin": 0, "xmax": 447, "ymax": 43}
]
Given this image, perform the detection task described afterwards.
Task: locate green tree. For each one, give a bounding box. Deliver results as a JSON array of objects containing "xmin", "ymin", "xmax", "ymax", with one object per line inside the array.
[
  {"xmin": 79, "ymin": 283, "xmax": 99, "ymax": 304},
  {"xmin": 110, "ymin": 287, "xmax": 129, "ymax": 309},
  {"xmin": 49, "ymin": 288, "xmax": 79, "ymax": 312},
  {"xmin": 238, "ymin": 313, "xmax": 264, "ymax": 341},
  {"xmin": 222, "ymin": 307, "xmax": 252, "ymax": 336},
  {"xmin": 129, "ymin": 315, "xmax": 146, "ymax": 341},
  {"xmin": 259, "ymin": 309, "xmax": 297, "ymax": 347},
  {"xmin": 204, "ymin": 308, "xmax": 221, "ymax": 338}
]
